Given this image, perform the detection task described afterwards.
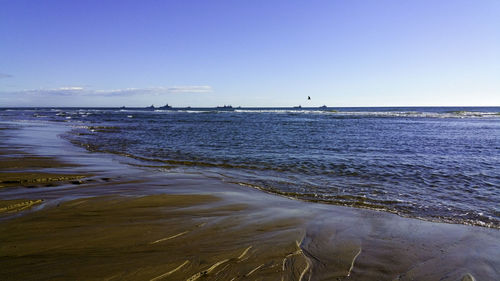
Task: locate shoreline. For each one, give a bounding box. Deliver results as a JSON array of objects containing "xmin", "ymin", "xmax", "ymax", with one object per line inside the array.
[{"xmin": 0, "ymin": 121, "xmax": 499, "ymax": 280}]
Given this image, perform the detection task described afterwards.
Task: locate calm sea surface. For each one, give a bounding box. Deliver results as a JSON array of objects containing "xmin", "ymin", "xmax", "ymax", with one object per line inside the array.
[{"xmin": 2, "ymin": 107, "xmax": 499, "ymax": 228}]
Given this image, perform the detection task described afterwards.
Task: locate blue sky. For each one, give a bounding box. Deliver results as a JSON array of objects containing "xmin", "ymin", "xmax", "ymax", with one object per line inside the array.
[{"xmin": 1, "ymin": 0, "xmax": 499, "ymax": 107}]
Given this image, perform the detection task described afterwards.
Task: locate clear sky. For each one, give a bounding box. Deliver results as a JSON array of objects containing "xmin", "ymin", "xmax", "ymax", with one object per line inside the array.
[{"xmin": 1, "ymin": 0, "xmax": 499, "ymax": 107}]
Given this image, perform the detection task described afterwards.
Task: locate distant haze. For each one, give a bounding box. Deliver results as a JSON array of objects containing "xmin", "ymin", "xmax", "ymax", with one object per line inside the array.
[{"xmin": 1, "ymin": 0, "xmax": 499, "ymax": 107}]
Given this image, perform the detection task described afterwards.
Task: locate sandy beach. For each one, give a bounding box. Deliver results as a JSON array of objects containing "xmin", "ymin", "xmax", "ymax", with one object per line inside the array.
[{"xmin": 0, "ymin": 122, "xmax": 499, "ymax": 281}]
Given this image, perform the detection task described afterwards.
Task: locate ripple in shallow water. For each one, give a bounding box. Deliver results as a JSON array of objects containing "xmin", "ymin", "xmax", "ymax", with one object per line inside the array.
[{"xmin": 2, "ymin": 107, "xmax": 499, "ymax": 228}]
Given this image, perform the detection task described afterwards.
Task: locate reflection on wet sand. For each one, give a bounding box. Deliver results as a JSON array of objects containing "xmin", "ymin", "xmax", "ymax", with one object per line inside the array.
[{"xmin": 2, "ymin": 177, "xmax": 499, "ymax": 280}]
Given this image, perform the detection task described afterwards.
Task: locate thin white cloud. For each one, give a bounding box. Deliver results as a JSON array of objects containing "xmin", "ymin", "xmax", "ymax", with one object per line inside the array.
[
  {"xmin": 167, "ymin": 86, "xmax": 212, "ymax": 93},
  {"xmin": 10, "ymin": 86, "xmax": 86, "ymax": 96},
  {"xmin": 94, "ymin": 86, "xmax": 213, "ymax": 95},
  {"xmin": 58, "ymin": 86, "xmax": 84, "ymax": 91},
  {"xmin": 3, "ymin": 86, "xmax": 213, "ymax": 96}
]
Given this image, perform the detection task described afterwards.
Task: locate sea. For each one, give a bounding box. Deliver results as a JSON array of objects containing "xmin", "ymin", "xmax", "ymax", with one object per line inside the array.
[{"xmin": 1, "ymin": 106, "xmax": 499, "ymax": 228}]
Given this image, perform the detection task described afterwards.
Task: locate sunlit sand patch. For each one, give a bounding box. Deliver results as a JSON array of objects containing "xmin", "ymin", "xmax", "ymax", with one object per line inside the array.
[
  {"xmin": 348, "ymin": 247, "xmax": 362, "ymax": 276},
  {"xmin": 281, "ymin": 240, "xmax": 311, "ymax": 281},
  {"xmin": 213, "ymin": 263, "xmax": 230, "ymax": 275},
  {"xmin": 186, "ymin": 259, "xmax": 230, "ymax": 281},
  {"xmin": 237, "ymin": 245, "xmax": 252, "ymax": 260},
  {"xmin": 150, "ymin": 260, "xmax": 190, "ymax": 281},
  {"xmin": 0, "ymin": 172, "xmax": 87, "ymax": 188},
  {"xmin": 245, "ymin": 263, "xmax": 264, "ymax": 276},
  {"xmin": 150, "ymin": 230, "xmax": 190, "ymax": 244},
  {"xmin": 461, "ymin": 273, "xmax": 476, "ymax": 281},
  {"xmin": 0, "ymin": 199, "xmax": 43, "ymax": 213}
]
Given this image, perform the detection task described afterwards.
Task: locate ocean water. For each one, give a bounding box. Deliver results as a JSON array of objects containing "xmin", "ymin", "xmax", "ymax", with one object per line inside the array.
[{"xmin": 1, "ymin": 107, "xmax": 499, "ymax": 228}]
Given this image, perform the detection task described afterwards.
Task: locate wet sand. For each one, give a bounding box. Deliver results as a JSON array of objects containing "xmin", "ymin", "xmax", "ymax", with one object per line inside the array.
[{"xmin": 0, "ymin": 122, "xmax": 499, "ymax": 280}]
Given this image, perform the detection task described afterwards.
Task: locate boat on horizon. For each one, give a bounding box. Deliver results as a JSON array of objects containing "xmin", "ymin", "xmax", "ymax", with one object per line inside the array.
[
  {"xmin": 216, "ymin": 105, "xmax": 235, "ymax": 111},
  {"xmin": 158, "ymin": 104, "xmax": 173, "ymax": 109}
]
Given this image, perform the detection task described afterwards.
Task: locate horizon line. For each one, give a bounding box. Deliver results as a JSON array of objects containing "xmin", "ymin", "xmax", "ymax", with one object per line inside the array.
[{"xmin": 1, "ymin": 105, "xmax": 499, "ymax": 109}]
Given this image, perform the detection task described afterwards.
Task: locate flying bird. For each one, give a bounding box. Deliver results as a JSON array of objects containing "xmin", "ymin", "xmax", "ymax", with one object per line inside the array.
[{"xmin": 307, "ymin": 96, "xmax": 311, "ymax": 100}]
